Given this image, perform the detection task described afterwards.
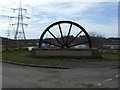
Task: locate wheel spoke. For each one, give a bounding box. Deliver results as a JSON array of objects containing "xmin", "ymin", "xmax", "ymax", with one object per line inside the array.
[
  {"xmin": 48, "ymin": 30, "xmax": 62, "ymax": 45},
  {"xmin": 66, "ymin": 23, "xmax": 72, "ymax": 44},
  {"xmin": 69, "ymin": 41, "xmax": 88, "ymax": 47},
  {"xmin": 58, "ymin": 24, "xmax": 65, "ymax": 44},
  {"xmin": 42, "ymin": 40, "xmax": 62, "ymax": 47},
  {"xmin": 68, "ymin": 31, "xmax": 83, "ymax": 45}
]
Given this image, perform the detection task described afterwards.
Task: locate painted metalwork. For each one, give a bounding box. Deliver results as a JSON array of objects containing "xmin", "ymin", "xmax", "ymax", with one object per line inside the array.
[
  {"xmin": 39, "ymin": 21, "xmax": 92, "ymax": 48},
  {"xmin": 9, "ymin": 0, "xmax": 30, "ymax": 40}
]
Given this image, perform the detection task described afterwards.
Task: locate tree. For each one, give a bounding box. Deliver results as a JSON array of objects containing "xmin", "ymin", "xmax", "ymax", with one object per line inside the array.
[
  {"xmin": 89, "ymin": 31, "xmax": 105, "ymax": 38},
  {"xmin": 89, "ymin": 32, "xmax": 110, "ymax": 48}
]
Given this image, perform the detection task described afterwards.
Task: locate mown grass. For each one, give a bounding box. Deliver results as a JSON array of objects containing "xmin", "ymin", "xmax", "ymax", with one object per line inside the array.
[{"xmin": 2, "ymin": 48, "xmax": 119, "ymax": 66}]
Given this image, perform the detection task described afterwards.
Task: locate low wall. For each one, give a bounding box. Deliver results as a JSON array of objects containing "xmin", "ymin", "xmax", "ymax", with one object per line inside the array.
[
  {"xmin": 31, "ymin": 48, "xmax": 101, "ymax": 58},
  {"xmin": 101, "ymin": 49, "xmax": 119, "ymax": 54}
]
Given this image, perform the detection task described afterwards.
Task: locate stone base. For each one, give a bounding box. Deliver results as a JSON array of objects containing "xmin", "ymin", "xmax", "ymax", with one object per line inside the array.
[
  {"xmin": 31, "ymin": 48, "xmax": 102, "ymax": 58},
  {"xmin": 102, "ymin": 49, "xmax": 119, "ymax": 54}
]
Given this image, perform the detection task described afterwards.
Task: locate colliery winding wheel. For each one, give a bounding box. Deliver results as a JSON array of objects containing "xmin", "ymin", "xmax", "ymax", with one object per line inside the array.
[{"xmin": 39, "ymin": 21, "xmax": 92, "ymax": 49}]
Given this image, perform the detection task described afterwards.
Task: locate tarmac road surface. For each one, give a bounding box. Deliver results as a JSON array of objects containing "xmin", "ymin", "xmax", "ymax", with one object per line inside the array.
[
  {"xmin": 2, "ymin": 62, "xmax": 119, "ymax": 88},
  {"xmin": 60, "ymin": 61, "xmax": 120, "ymax": 68}
]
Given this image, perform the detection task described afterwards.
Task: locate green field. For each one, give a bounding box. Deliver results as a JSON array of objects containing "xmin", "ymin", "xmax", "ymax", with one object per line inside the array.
[{"xmin": 2, "ymin": 48, "xmax": 119, "ymax": 66}]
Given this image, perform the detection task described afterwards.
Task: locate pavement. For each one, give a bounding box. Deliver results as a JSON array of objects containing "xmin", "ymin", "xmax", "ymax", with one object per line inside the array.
[{"xmin": 2, "ymin": 62, "xmax": 119, "ymax": 88}]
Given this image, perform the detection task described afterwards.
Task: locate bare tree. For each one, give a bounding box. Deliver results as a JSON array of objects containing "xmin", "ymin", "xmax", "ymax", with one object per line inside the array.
[
  {"xmin": 89, "ymin": 32, "xmax": 111, "ymax": 48},
  {"xmin": 89, "ymin": 31, "xmax": 105, "ymax": 38}
]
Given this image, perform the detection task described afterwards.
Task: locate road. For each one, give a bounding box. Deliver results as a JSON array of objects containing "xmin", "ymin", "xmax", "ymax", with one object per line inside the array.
[
  {"xmin": 2, "ymin": 63, "xmax": 119, "ymax": 88},
  {"xmin": 60, "ymin": 61, "xmax": 120, "ymax": 68}
]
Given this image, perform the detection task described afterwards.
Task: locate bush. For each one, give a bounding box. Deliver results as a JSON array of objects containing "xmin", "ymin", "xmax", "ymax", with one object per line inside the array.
[{"xmin": 3, "ymin": 47, "xmax": 28, "ymax": 53}]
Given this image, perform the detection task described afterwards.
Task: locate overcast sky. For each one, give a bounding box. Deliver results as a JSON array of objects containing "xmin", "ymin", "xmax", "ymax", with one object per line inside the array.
[{"xmin": 0, "ymin": 0, "xmax": 119, "ymax": 39}]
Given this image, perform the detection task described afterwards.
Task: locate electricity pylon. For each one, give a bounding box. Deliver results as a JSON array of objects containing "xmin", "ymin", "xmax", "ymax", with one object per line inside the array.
[{"xmin": 9, "ymin": 0, "xmax": 30, "ymax": 40}]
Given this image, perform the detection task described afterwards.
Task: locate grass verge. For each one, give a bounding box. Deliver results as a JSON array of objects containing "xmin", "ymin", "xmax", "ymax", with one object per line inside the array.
[{"xmin": 2, "ymin": 48, "xmax": 119, "ymax": 66}]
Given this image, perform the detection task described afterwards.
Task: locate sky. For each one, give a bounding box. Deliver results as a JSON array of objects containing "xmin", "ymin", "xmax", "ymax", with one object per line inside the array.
[{"xmin": 0, "ymin": 0, "xmax": 119, "ymax": 39}]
